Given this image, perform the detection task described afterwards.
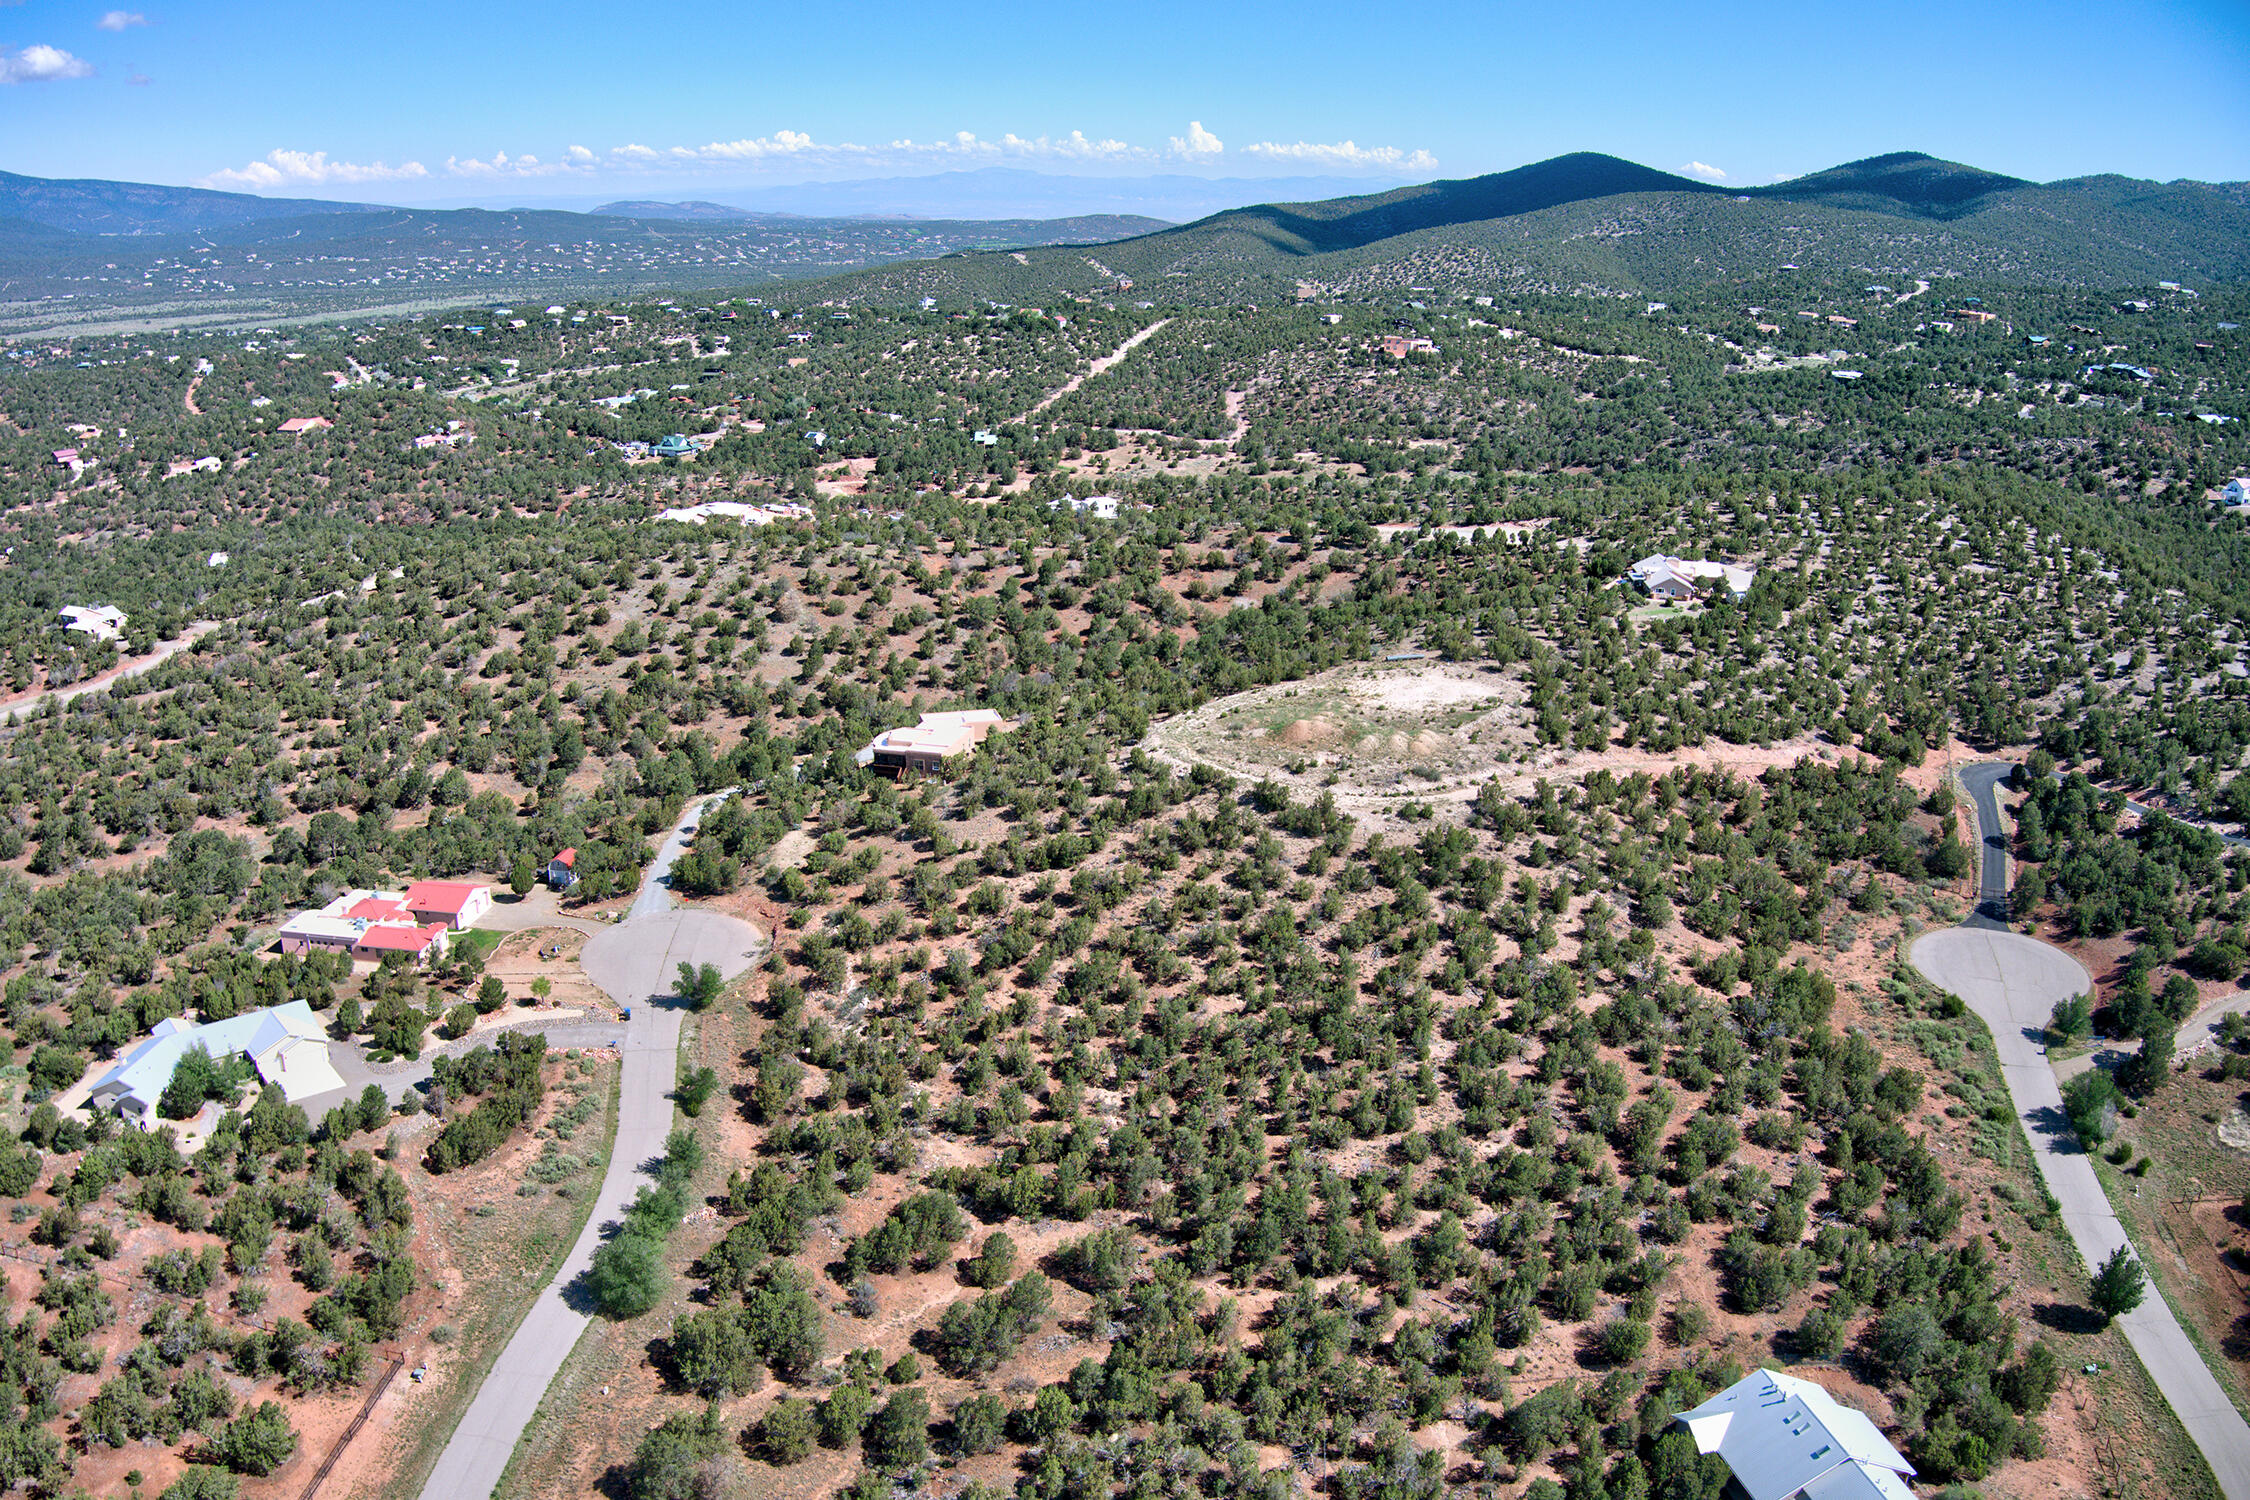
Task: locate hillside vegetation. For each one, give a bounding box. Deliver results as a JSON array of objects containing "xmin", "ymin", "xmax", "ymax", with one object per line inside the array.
[{"xmin": 0, "ymin": 186, "xmax": 2243, "ymax": 1500}]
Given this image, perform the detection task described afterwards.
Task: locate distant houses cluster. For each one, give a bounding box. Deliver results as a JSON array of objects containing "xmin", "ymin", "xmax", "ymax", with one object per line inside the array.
[{"xmin": 277, "ymin": 881, "xmax": 491, "ymax": 966}]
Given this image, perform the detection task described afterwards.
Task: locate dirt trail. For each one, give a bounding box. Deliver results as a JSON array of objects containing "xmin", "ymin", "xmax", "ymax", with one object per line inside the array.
[
  {"xmin": 1023, "ymin": 318, "xmax": 1171, "ymax": 418},
  {"xmin": 182, "ymin": 375, "xmax": 202, "ymax": 415},
  {"xmin": 0, "ymin": 620, "xmax": 218, "ymax": 715},
  {"xmin": 1224, "ymin": 389, "xmax": 1249, "ymax": 444}
]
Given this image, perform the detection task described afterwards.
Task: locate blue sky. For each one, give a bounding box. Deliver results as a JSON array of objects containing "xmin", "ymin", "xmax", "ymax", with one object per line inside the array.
[{"xmin": 2, "ymin": 0, "xmax": 2246, "ymax": 203}]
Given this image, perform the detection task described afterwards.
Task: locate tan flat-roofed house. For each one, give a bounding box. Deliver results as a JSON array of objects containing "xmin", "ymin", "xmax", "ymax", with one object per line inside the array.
[{"xmin": 859, "ymin": 709, "xmax": 1010, "ymax": 777}]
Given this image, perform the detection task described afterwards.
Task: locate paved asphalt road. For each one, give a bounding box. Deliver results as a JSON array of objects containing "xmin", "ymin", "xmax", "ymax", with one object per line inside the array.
[
  {"xmin": 416, "ymin": 790, "xmax": 759, "ymax": 1500},
  {"xmin": 1962, "ymin": 761, "xmax": 2250, "ymax": 1073},
  {"xmin": 1957, "ymin": 760, "xmax": 2015, "ymax": 930},
  {"xmin": 1919, "ymin": 765, "xmax": 2250, "ymax": 1500}
]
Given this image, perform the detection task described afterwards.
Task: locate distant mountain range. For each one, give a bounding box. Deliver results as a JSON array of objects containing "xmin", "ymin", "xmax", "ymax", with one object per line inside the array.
[
  {"xmin": 1169, "ymin": 152, "xmax": 2041, "ymax": 257},
  {"xmin": 3, "ymin": 152, "xmax": 2244, "ymax": 338},
  {"xmin": 590, "ymin": 200, "xmax": 798, "ymax": 224},
  {"xmin": 0, "ymin": 169, "xmax": 393, "ymax": 237},
  {"xmin": 831, "ymin": 151, "xmax": 2250, "ymax": 303},
  {"xmin": 671, "ymin": 169, "xmax": 1409, "ymax": 224},
  {"xmin": 0, "ymin": 164, "xmax": 1398, "ymax": 238},
  {"xmin": 0, "ymin": 167, "xmax": 1173, "ymax": 337}
]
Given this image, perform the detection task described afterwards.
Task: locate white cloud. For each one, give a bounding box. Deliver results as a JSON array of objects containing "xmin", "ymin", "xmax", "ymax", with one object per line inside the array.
[
  {"xmin": 96, "ymin": 10, "xmax": 146, "ymax": 30},
  {"xmin": 680, "ymin": 130, "xmax": 820, "ymax": 163},
  {"xmin": 1679, "ymin": 160, "xmax": 1727, "ymax": 182},
  {"xmin": 445, "ymin": 149, "xmax": 579, "ymax": 179},
  {"xmin": 0, "ymin": 43, "xmax": 93, "ymax": 82},
  {"xmin": 198, "ymin": 149, "xmax": 429, "ymax": 191},
  {"xmin": 1168, "ymin": 120, "xmax": 1224, "ymax": 159},
  {"xmin": 202, "ymin": 120, "xmax": 1450, "ymax": 192},
  {"xmin": 1242, "ymin": 138, "xmax": 1436, "ymax": 171},
  {"xmin": 432, "ymin": 128, "xmax": 1159, "ymax": 179}
]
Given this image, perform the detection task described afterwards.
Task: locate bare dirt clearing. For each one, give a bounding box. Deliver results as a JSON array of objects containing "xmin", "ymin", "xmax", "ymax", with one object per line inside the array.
[{"xmin": 1146, "ymin": 657, "xmax": 1844, "ymax": 825}]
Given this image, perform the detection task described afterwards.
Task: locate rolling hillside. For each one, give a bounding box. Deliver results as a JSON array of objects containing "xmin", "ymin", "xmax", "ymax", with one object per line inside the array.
[
  {"xmin": 0, "ymin": 177, "xmax": 1170, "ymax": 337},
  {"xmin": 0, "ymin": 169, "xmax": 389, "ymax": 236},
  {"xmin": 826, "ymin": 151, "xmax": 2250, "ymax": 306}
]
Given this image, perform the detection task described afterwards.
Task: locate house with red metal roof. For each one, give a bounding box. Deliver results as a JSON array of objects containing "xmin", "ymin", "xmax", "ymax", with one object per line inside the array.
[
  {"xmin": 547, "ymin": 848, "xmax": 578, "ymax": 891},
  {"xmin": 400, "ymin": 880, "xmax": 492, "ymax": 930},
  {"xmin": 277, "ymin": 888, "xmax": 453, "ymax": 965},
  {"xmin": 350, "ymin": 923, "xmax": 450, "ymax": 963}
]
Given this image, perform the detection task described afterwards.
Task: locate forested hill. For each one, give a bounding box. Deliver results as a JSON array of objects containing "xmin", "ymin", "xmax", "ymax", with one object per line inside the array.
[
  {"xmin": 1162, "ymin": 153, "xmax": 1727, "ymax": 255},
  {"xmin": 824, "ymin": 150, "xmax": 2250, "ymax": 305},
  {"xmin": 1746, "ymin": 151, "xmax": 2032, "ymax": 219},
  {"xmin": 0, "ymin": 169, "xmax": 388, "ymax": 236}
]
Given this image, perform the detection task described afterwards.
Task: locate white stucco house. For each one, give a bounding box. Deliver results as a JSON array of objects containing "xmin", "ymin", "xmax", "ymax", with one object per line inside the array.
[
  {"xmin": 1674, "ymin": 1369, "xmax": 1916, "ymax": 1500},
  {"xmin": 2221, "ymin": 477, "xmax": 2250, "ymax": 508},
  {"xmin": 59, "ymin": 605, "xmax": 127, "ymax": 643},
  {"xmin": 856, "ymin": 709, "xmax": 1011, "ymax": 776},
  {"xmin": 1048, "ymin": 493, "xmax": 1121, "ymax": 519},
  {"xmin": 1630, "ymin": 554, "xmax": 1757, "ymax": 601}
]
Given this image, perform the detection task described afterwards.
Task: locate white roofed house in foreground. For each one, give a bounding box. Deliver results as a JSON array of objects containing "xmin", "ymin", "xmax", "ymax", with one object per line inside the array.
[
  {"xmin": 1674, "ymin": 1369, "xmax": 1916, "ymax": 1500},
  {"xmin": 87, "ymin": 1000, "xmax": 345, "ymax": 1124}
]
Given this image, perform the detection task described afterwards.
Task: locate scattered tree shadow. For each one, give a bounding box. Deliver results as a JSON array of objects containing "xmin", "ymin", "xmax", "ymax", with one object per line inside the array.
[
  {"xmin": 2023, "ymin": 1101, "xmax": 2089, "ymax": 1155},
  {"xmin": 555, "ymin": 1213, "xmax": 630, "ymax": 1315},
  {"xmin": 558, "ymin": 1267, "xmax": 601, "ymax": 1316},
  {"xmin": 2030, "ymin": 1300, "xmax": 2105, "ymax": 1336},
  {"xmin": 2220, "ymin": 1310, "xmax": 2250, "ymax": 1366}
]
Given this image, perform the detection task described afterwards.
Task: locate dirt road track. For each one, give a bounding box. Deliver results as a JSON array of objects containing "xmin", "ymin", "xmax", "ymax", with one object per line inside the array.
[
  {"xmin": 1023, "ymin": 318, "xmax": 1171, "ymax": 418},
  {"xmin": 0, "ymin": 620, "xmax": 217, "ymax": 717}
]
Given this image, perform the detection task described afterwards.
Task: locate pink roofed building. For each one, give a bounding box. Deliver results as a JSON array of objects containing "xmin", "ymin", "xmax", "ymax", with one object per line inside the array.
[
  {"xmin": 401, "ymin": 880, "xmax": 492, "ymax": 930},
  {"xmin": 342, "ymin": 893, "xmax": 413, "ymax": 923},
  {"xmin": 351, "ymin": 924, "xmax": 450, "ymax": 963},
  {"xmin": 277, "ymin": 887, "xmax": 452, "ymax": 966}
]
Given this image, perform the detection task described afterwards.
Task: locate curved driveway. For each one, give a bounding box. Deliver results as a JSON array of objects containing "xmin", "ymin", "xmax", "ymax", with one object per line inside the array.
[
  {"xmin": 417, "ymin": 790, "xmax": 760, "ymax": 1500},
  {"xmin": 1917, "ymin": 765, "xmax": 2250, "ymax": 1500}
]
